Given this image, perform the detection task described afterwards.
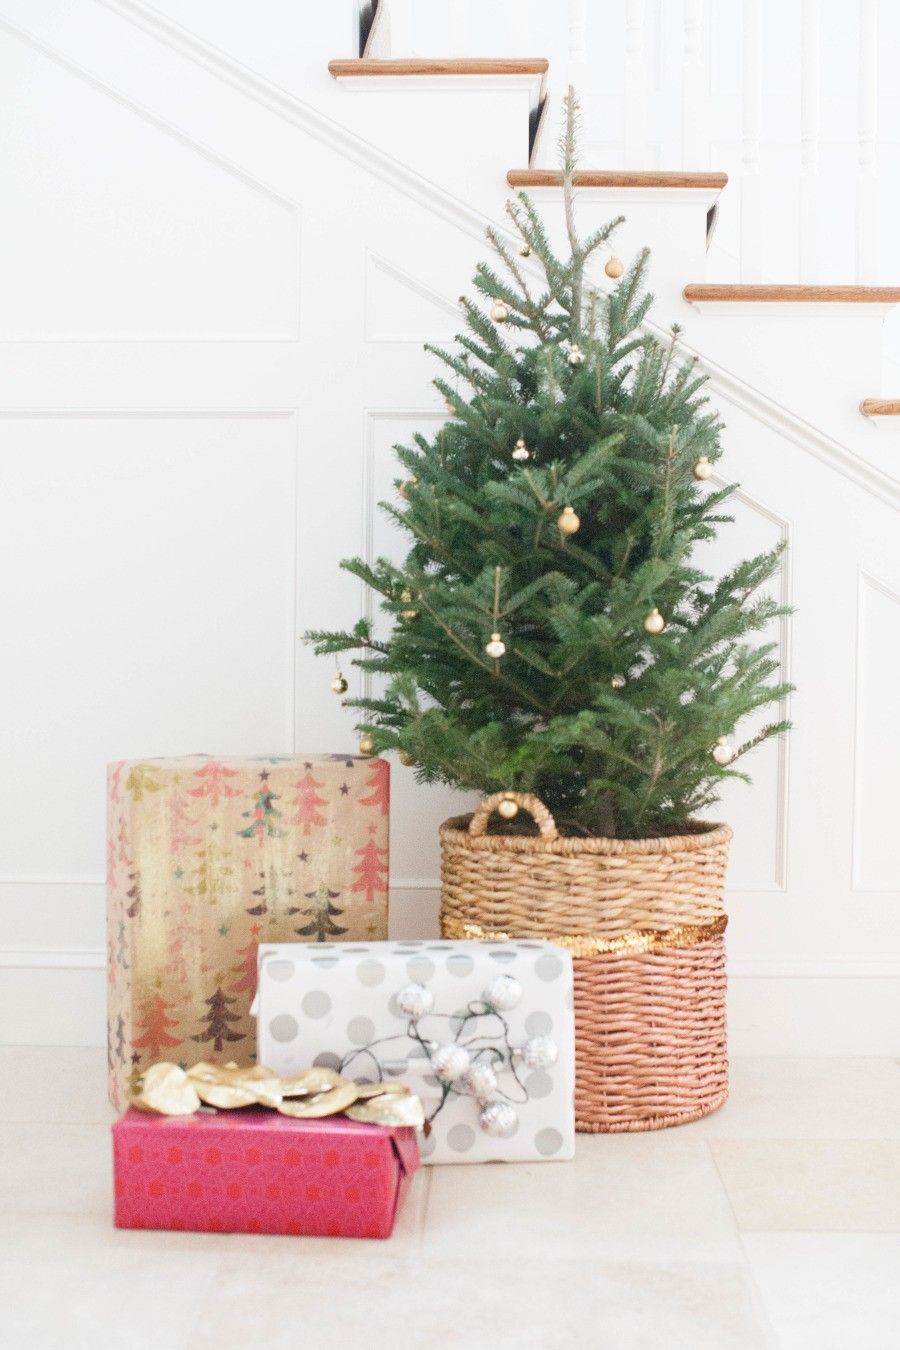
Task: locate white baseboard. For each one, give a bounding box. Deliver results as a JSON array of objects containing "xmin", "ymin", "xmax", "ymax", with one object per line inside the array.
[{"xmin": 2, "ymin": 937, "xmax": 898, "ymax": 1056}]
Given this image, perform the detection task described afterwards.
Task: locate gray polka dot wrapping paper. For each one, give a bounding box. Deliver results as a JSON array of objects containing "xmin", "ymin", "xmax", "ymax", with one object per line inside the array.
[{"xmin": 254, "ymin": 939, "xmax": 575, "ymax": 1164}]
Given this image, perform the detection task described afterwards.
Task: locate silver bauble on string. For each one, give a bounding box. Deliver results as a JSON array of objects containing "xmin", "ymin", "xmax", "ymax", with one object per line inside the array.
[
  {"xmin": 479, "ymin": 1101, "xmax": 519, "ymax": 1138},
  {"xmin": 462, "ymin": 1062, "xmax": 498, "ymax": 1101},
  {"xmin": 520, "ymin": 1036, "xmax": 558, "ymax": 1070},
  {"xmin": 431, "ymin": 1044, "xmax": 471, "ymax": 1083},
  {"xmin": 483, "ymin": 974, "xmax": 522, "ymax": 1012},
  {"xmin": 396, "ymin": 983, "xmax": 434, "ymax": 1019}
]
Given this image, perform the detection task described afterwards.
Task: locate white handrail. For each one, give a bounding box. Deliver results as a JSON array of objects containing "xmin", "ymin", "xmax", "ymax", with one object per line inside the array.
[
  {"xmin": 857, "ymin": 0, "xmax": 879, "ymax": 282},
  {"xmin": 798, "ymin": 0, "xmax": 821, "ymax": 282},
  {"xmin": 682, "ymin": 0, "xmax": 707, "ymax": 169},
  {"xmin": 624, "ymin": 0, "xmax": 647, "ymax": 170},
  {"xmin": 740, "ymin": 0, "xmax": 763, "ymax": 280}
]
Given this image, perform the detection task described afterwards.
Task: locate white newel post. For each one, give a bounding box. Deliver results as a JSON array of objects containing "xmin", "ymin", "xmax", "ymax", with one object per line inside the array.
[
  {"xmin": 682, "ymin": 0, "xmax": 707, "ymax": 168},
  {"xmin": 799, "ymin": 0, "xmax": 821, "ymax": 282},
  {"xmin": 567, "ymin": 0, "xmax": 588, "ymax": 92},
  {"xmin": 856, "ymin": 0, "xmax": 879, "ymax": 282},
  {"xmin": 740, "ymin": 0, "xmax": 764, "ymax": 280},
  {"xmin": 624, "ymin": 0, "xmax": 648, "ymax": 169}
]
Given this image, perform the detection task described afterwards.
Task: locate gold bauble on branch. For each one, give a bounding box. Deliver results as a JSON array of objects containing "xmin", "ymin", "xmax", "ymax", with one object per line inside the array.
[
  {"xmin": 490, "ymin": 300, "xmax": 509, "ymax": 323},
  {"xmin": 398, "ymin": 751, "xmax": 416, "ymax": 767},
  {"xmin": 485, "ymin": 632, "xmax": 507, "ymax": 659},
  {"xmin": 399, "ymin": 588, "xmax": 417, "ymax": 621},
  {"xmin": 512, "ymin": 437, "xmax": 530, "ymax": 462},
  {"xmin": 497, "ymin": 794, "xmax": 519, "ymax": 820},
  {"xmin": 693, "ymin": 456, "xmax": 713, "ymax": 481},
  {"xmin": 445, "ymin": 399, "xmax": 456, "ymax": 415},
  {"xmin": 643, "ymin": 608, "xmax": 666, "ymax": 634},
  {"xmin": 398, "ymin": 476, "xmax": 417, "ymax": 499},
  {"xmin": 567, "ymin": 344, "xmax": 585, "ymax": 366},
  {"xmin": 610, "ymin": 674, "xmax": 626, "ymax": 689},
  {"xmin": 605, "ymin": 256, "xmax": 625, "ymax": 279},
  {"xmin": 358, "ymin": 734, "xmax": 375, "ymax": 756},
  {"xmin": 331, "ymin": 671, "xmax": 348, "ymax": 695},
  {"xmin": 518, "ymin": 242, "xmax": 531, "ymax": 257},
  {"xmin": 558, "ymin": 505, "xmax": 581, "ymax": 536},
  {"xmin": 712, "ymin": 736, "xmax": 735, "ymax": 766}
]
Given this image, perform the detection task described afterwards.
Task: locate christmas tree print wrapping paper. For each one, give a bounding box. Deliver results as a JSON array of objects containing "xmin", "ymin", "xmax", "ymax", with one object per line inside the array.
[
  {"xmin": 107, "ymin": 755, "xmax": 390, "ymax": 1109},
  {"xmin": 254, "ymin": 938, "xmax": 575, "ymax": 1165}
]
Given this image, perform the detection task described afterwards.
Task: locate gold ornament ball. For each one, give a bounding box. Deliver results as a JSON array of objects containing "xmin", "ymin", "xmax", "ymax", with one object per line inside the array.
[
  {"xmin": 611, "ymin": 674, "xmax": 626, "ymax": 689},
  {"xmin": 331, "ymin": 672, "xmax": 349, "ymax": 695},
  {"xmin": 359, "ymin": 734, "xmax": 375, "ymax": 756},
  {"xmin": 693, "ymin": 456, "xmax": 713, "ymax": 481},
  {"xmin": 497, "ymin": 796, "xmax": 519, "ymax": 820},
  {"xmin": 445, "ymin": 399, "xmax": 455, "ymax": 415},
  {"xmin": 519, "ymin": 241, "xmax": 531, "ymax": 257},
  {"xmin": 558, "ymin": 505, "xmax": 581, "ymax": 536},
  {"xmin": 398, "ymin": 751, "xmax": 416, "ymax": 767},
  {"xmin": 485, "ymin": 632, "xmax": 507, "ymax": 659},
  {"xmin": 605, "ymin": 256, "xmax": 625, "ymax": 279},
  {"xmin": 644, "ymin": 607, "xmax": 666, "ymax": 635},
  {"xmin": 512, "ymin": 437, "xmax": 530, "ymax": 462},
  {"xmin": 712, "ymin": 736, "xmax": 735, "ymax": 766},
  {"xmin": 491, "ymin": 300, "xmax": 509, "ymax": 323},
  {"xmin": 567, "ymin": 344, "xmax": 585, "ymax": 366},
  {"xmin": 399, "ymin": 476, "xmax": 417, "ymax": 499}
]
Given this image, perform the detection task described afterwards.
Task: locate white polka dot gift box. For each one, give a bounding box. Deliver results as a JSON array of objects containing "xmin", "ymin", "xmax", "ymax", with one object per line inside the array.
[{"xmin": 254, "ymin": 939, "xmax": 575, "ymax": 1164}]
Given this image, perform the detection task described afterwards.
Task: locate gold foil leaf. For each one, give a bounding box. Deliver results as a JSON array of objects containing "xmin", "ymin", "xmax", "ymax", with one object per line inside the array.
[
  {"xmin": 352, "ymin": 1081, "xmax": 411, "ymax": 1099},
  {"xmin": 133, "ymin": 1063, "xmax": 201, "ymax": 1116},
  {"xmin": 277, "ymin": 1082, "xmax": 361, "ymax": 1118},
  {"xmin": 280, "ymin": 1067, "xmax": 346, "ymax": 1098},
  {"xmin": 346, "ymin": 1094, "xmax": 425, "ymax": 1128},
  {"xmin": 186, "ymin": 1062, "xmax": 282, "ymax": 1110}
]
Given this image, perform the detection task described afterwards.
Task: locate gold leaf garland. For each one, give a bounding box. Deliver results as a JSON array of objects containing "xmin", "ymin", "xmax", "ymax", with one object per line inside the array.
[
  {"xmin": 131, "ymin": 1059, "xmax": 424, "ymax": 1128},
  {"xmin": 442, "ymin": 915, "xmax": 728, "ymax": 958}
]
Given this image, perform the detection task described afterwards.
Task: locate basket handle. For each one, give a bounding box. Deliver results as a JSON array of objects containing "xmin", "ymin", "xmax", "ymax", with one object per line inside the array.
[{"xmin": 468, "ymin": 792, "xmax": 560, "ymax": 840}]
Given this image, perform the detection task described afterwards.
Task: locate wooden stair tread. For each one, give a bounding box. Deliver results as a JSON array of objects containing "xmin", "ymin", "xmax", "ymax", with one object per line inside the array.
[
  {"xmin": 860, "ymin": 399, "xmax": 900, "ymax": 416},
  {"xmin": 684, "ymin": 284, "xmax": 900, "ymax": 304},
  {"xmin": 329, "ymin": 59, "xmax": 549, "ymax": 78},
  {"xmin": 508, "ymin": 169, "xmax": 727, "ymax": 190}
]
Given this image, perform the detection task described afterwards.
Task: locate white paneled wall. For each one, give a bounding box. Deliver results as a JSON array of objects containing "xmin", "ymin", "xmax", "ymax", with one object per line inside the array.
[{"xmin": 0, "ymin": 0, "xmax": 897, "ymax": 1052}]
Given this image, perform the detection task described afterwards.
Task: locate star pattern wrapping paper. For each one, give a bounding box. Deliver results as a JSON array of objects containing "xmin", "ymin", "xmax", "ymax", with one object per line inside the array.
[{"xmin": 106, "ymin": 754, "xmax": 390, "ymax": 1108}]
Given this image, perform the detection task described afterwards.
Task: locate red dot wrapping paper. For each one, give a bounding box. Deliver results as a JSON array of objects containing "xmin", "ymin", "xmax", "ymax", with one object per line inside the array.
[
  {"xmin": 106, "ymin": 754, "xmax": 390, "ymax": 1109},
  {"xmin": 112, "ymin": 1107, "xmax": 418, "ymax": 1239}
]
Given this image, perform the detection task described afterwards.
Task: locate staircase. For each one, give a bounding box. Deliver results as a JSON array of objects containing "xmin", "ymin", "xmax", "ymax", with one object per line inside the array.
[{"xmin": 0, "ymin": 0, "xmax": 897, "ymax": 1056}]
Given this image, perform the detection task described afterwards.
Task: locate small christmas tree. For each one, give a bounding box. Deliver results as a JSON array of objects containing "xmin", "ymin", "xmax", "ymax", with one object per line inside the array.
[
  {"xmin": 132, "ymin": 990, "xmax": 181, "ymax": 1058},
  {"xmin": 230, "ymin": 936, "xmax": 259, "ymax": 994},
  {"xmin": 294, "ymin": 884, "xmax": 348, "ymax": 941},
  {"xmin": 351, "ymin": 827, "xmax": 389, "ymax": 904},
  {"xmin": 307, "ymin": 93, "xmax": 790, "ymax": 840},
  {"xmin": 192, "ymin": 984, "xmax": 244, "ymax": 1054},
  {"xmin": 238, "ymin": 781, "xmax": 283, "ymax": 841},
  {"xmin": 290, "ymin": 770, "xmax": 328, "ymax": 834},
  {"xmin": 359, "ymin": 759, "xmax": 390, "ymax": 815}
]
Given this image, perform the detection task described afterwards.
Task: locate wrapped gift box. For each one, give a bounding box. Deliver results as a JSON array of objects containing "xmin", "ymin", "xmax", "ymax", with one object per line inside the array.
[
  {"xmin": 112, "ymin": 1106, "xmax": 418, "ymax": 1238},
  {"xmin": 107, "ymin": 754, "xmax": 390, "ymax": 1108},
  {"xmin": 254, "ymin": 939, "xmax": 575, "ymax": 1164}
]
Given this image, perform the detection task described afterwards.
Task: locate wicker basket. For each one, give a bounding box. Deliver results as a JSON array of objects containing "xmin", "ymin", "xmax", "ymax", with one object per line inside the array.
[{"xmin": 440, "ymin": 791, "xmax": 731, "ymax": 1133}]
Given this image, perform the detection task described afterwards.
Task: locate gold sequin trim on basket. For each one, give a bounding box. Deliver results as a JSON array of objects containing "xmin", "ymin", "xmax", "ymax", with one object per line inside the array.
[{"xmin": 442, "ymin": 914, "xmax": 727, "ymax": 958}]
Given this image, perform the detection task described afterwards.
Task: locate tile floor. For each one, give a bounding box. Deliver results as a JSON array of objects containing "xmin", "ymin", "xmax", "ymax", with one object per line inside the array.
[{"xmin": 1, "ymin": 1048, "xmax": 898, "ymax": 1349}]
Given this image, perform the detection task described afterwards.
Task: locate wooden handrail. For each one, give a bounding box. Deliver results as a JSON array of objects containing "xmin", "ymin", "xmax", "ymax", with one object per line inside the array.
[
  {"xmin": 684, "ymin": 284, "xmax": 900, "ymax": 303},
  {"xmin": 507, "ymin": 169, "xmax": 727, "ymax": 190},
  {"xmin": 860, "ymin": 399, "xmax": 900, "ymax": 416},
  {"xmin": 329, "ymin": 59, "xmax": 549, "ymax": 78}
]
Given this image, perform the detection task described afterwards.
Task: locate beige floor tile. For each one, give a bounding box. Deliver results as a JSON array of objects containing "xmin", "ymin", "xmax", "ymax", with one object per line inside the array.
[
  {"xmin": 188, "ymin": 1254, "xmax": 772, "ymax": 1350},
  {"xmin": 0, "ymin": 1044, "xmax": 114, "ymax": 1124},
  {"xmin": 711, "ymin": 1139, "xmax": 900, "ymax": 1231},
  {"xmin": 423, "ymin": 1133, "xmax": 743, "ymax": 1262},
  {"xmin": 742, "ymin": 1233, "xmax": 900, "ymax": 1350},
  {"xmin": 685, "ymin": 1058, "xmax": 900, "ymax": 1140},
  {"xmin": 0, "ymin": 1250, "xmax": 219, "ymax": 1350},
  {"xmin": 0, "ymin": 1121, "xmax": 111, "ymax": 1216}
]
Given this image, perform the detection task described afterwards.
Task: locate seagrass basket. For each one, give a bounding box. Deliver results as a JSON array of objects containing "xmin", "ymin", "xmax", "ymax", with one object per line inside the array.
[{"xmin": 440, "ymin": 791, "xmax": 731, "ymax": 1133}]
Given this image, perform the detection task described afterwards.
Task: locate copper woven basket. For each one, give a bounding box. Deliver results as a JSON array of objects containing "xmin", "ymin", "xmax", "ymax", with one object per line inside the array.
[{"xmin": 440, "ymin": 791, "xmax": 731, "ymax": 1133}]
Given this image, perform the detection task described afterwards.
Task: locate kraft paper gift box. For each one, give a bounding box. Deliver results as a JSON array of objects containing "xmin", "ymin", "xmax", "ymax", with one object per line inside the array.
[
  {"xmin": 254, "ymin": 939, "xmax": 575, "ymax": 1164},
  {"xmin": 112, "ymin": 1107, "xmax": 418, "ymax": 1239},
  {"xmin": 106, "ymin": 754, "xmax": 390, "ymax": 1109}
]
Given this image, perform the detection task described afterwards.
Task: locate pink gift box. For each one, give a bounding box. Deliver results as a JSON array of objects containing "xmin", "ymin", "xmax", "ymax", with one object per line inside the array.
[{"xmin": 112, "ymin": 1108, "xmax": 419, "ymax": 1239}]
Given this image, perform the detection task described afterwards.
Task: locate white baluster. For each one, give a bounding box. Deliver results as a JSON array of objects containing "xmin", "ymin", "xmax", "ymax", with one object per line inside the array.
[
  {"xmin": 740, "ymin": 0, "xmax": 764, "ymax": 280},
  {"xmin": 567, "ymin": 0, "xmax": 588, "ymax": 90},
  {"xmin": 799, "ymin": 0, "xmax": 821, "ymax": 281},
  {"xmin": 624, "ymin": 0, "xmax": 647, "ymax": 169},
  {"xmin": 857, "ymin": 0, "xmax": 879, "ymax": 281},
  {"xmin": 682, "ymin": 0, "xmax": 707, "ymax": 168}
]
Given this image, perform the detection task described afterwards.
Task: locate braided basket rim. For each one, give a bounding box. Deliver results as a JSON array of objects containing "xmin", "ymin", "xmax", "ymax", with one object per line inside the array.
[{"xmin": 440, "ymin": 814, "xmax": 732, "ymax": 858}]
